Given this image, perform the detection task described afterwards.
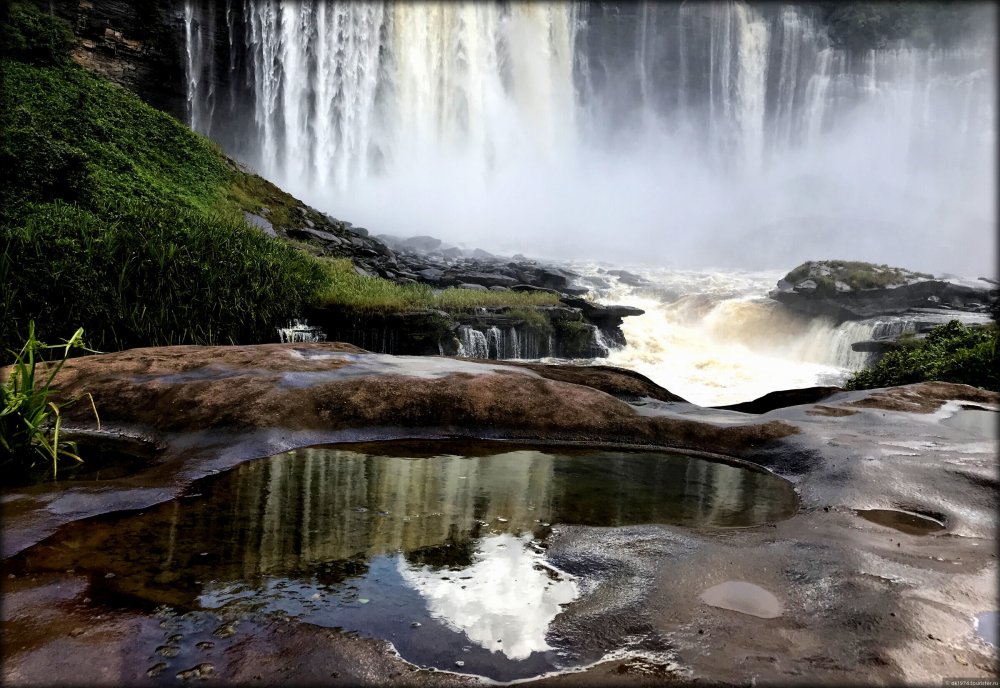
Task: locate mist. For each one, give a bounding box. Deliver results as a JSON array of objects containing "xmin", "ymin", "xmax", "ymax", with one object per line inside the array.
[{"xmin": 186, "ymin": 1, "xmax": 998, "ymax": 277}]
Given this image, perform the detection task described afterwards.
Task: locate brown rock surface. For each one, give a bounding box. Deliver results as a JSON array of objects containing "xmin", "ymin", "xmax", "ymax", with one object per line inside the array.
[
  {"xmin": 2, "ymin": 343, "xmax": 997, "ymax": 687},
  {"xmin": 46, "ymin": 343, "xmax": 793, "ymax": 453}
]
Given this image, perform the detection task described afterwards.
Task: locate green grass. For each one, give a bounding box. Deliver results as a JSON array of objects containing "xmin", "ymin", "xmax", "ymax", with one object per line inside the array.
[
  {"xmin": 1, "ymin": 323, "xmax": 100, "ymax": 478},
  {"xmin": 0, "ymin": 5, "xmax": 327, "ymax": 354},
  {"xmin": 315, "ymin": 259, "xmax": 560, "ymax": 314},
  {"xmin": 846, "ymin": 321, "xmax": 998, "ymax": 391},
  {"xmin": 2, "ymin": 201, "xmax": 327, "ymax": 352}
]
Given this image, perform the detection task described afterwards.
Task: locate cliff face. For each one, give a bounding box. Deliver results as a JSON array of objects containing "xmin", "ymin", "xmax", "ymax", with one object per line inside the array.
[{"xmin": 33, "ymin": 0, "xmax": 188, "ymax": 118}]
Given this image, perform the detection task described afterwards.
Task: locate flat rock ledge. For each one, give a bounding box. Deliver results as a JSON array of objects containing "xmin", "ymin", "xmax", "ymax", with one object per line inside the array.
[{"xmin": 2, "ymin": 343, "xmax": 997, "ymax": 687}]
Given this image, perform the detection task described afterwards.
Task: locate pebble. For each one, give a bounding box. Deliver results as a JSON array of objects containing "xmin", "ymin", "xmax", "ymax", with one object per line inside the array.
[
  {"xmin": 455, "ymin": 661, "xmax": 465, "ymax": 668},
  {"xmin": 410, "ymin": 622, "xmax": 421, "ymax": 628},
  {"xmin": 196, "ymin": 641, "xmax": 214, "ymax": 651},
  {"xmin": 155, "ymin": 645, "xmax": 180, "ymax": 658},
  {"xmin": 146, "ymin": 662, "xmax": 168, "ymax": 678}
]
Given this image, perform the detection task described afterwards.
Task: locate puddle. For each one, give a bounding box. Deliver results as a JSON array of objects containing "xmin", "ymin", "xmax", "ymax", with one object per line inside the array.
[
  {"xmin": 699, "ymin": 581, "xmax": 782, "ymax": 618},
  {"xmin": 1, "ymin": 433, "xmax": 158, "ymax": 488},
  {"xmin": 976, "ymin": 611, "xmax": 997, "ymax": 647},
  {"xmin": 942, "ymin": 408, "xmax": 999, "ymax": 440},
  {"xmin": 855, "ymin": 509, "xmax": 946, "ymax": 535},
  {"xmin": 7, "ymin": 442, "xmax": 797, "ymax": 681}
]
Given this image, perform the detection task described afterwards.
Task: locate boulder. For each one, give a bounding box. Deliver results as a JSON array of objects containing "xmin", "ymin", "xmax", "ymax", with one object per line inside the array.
[
  {"xmin": 242, "ymin": 211, "xmax": 277, "ymax": 238},
  {"xmin": 287, "ymin": 227, "xmax": 343, "ymax": 245},
  {"xmin": 400, "ymin": 235, "xmax": 443, "ymax": 252},
  {"xmin": 771, "ymin": 260, "xmax": 997, "ymax": 322},
  {"xmin": 450, "ymin": 272, "xmax": 518, "ymax": 288}
]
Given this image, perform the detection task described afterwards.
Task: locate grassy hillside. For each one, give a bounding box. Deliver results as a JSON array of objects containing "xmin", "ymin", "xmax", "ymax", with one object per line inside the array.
[
  {"xmin": 1, "ymin": 3, "xmax": 558, "ymax": 359},
  {"xmin": 1, "ymin": 3, "xmax": 331, "ymax": 355}
]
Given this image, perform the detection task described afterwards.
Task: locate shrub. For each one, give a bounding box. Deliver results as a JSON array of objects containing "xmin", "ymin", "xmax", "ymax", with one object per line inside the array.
[
  {"xmin": 1, "ymin": 2, "xmax": 75, "ymax": 66},
  {"xmin": 846, "ymin": 321, "xmax": 998, "ymax": 391}
]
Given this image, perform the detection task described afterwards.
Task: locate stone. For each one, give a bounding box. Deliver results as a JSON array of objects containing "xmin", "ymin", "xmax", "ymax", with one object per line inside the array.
[
  {"xmin": 450, "ymin": 272, "xmax": 518, "ymax": 288},
  {"xmin": 242, "ymin": 212, "xmax": 277, "ymax": 238},
  {"xmin": 287, "ymin": 227, "xmax": 342, "ymax": 245},
  {"xmin": 400, "ymin": 236, "xmax": 442, "ymax": 252}
]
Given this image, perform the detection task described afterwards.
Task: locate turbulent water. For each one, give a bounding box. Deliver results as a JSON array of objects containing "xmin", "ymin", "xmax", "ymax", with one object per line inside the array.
[
  {"xmin": 184, "ymin": 1, "xmax": 996, "ymax": 276},
  {"xmin": 570, "ymin": 264, "xmax": 888, "ymax": 406}
]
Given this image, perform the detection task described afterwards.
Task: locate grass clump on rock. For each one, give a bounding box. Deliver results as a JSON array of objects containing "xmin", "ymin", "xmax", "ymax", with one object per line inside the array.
[
  {"xmin": 1, "ymin": 323, "xmax": 100, "ymax": 479},
  {"xmin": 846, "ymin": 321, "xmax": 998, "ymax": 392}
]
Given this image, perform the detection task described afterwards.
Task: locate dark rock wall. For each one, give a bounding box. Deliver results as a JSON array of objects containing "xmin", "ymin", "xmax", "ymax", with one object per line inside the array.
[{"xmin": 33, "ymin": 0, "xmax": 189, "ymax": 118}]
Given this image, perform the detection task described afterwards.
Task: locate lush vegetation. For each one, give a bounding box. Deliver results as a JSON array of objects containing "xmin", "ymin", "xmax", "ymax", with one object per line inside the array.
[
  {"xmin": 784, "ymin": 260, "xmax": 932, "ymax": 293},
  {"xmin": 315, "ymin": 259, "xmax": 559, "ymax": 314},
  {"xmin": 0, "ymin": 4, "xmax": 330, "ymax": 355},
  {"xmin": 846, "ymin": 321, "xmax": 998, "ymax": 392},
  {"xmin": 1, "ymin": 323, "xmax": 100, "ymax": 478},
  {"xmin": 817, "ymin": 3, "xmax": 988, "ymax": 51}
]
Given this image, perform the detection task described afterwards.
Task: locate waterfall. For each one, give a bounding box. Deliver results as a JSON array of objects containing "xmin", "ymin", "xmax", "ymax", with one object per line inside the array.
[
  {"xmin": 184, "ymin": 0, "xmax": 217, "ymax": 136},
  {"xmin": 456, "ymin": 325, "xmax": 550, "ymax": 360},
  {"xmin": 185, "ymin": 2, "xmax": 995, "ymax": 276},
  {"xmin": 277, "ymin": 320, "xmax": 327, "ymax": 343},
  {"xmin": 591, "ymin": 327, "xmax": 611, "ymax": 357},
  {"xmin": 457, "ymin": 326, "xmax": 489, "ymax": 358}
]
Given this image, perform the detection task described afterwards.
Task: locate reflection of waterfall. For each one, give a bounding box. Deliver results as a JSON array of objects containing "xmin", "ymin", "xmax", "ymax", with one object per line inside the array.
[
  {"xmin": 399, "ymin": 532, "xmax": 578, "ymax": 660},
  {"xmin": 172, "ymin": 446, "xmax": 794, "ymax": 577},
  {"xmin": 221, "ymin": 449, "xmax": 559, "ymax": 575}
]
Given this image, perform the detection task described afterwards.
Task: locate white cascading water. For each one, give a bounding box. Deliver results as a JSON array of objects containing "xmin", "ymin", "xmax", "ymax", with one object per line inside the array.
[
  {"xmin": 184, "ymin": 1, "xmax": 995, "ymax": 276},
  {"xmin": 457, "ymin": 326, "xmax": 488, "ymax": 359},
  {"xmin": 570, "ymin": 265, "xmax": 873, "ymax": 406}
]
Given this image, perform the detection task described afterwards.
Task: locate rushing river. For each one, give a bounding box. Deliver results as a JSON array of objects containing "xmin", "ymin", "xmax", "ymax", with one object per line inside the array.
[{"xmin": 570, "ymin": 264, "xmax": 867, "ymax": 406}]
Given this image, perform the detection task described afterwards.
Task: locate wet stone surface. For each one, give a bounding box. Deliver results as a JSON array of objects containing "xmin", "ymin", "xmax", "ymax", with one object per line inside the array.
[
  {"xmin": 3, "ymin": 442, "xmax": 797, "ymax": 682},
  {"xmin": 699, "ymin": 581, "xmax": 783, "ymax": 618}
]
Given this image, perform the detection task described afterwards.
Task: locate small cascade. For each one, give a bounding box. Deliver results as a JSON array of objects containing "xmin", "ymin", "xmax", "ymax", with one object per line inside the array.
[
  {"xmin": 457, "ymin": 326, "xmax": 489, "ymax": 358},
  {"xmin": 591, "ymin": 327, "xmax": 611, "ymax": 357},
  {"xmin": 507, "ymin": 327, "xmax": 521, "ymax": 360},
  {"xmin": 278, "ymin": 320, "xmax": 327, "ymax": 343},
  {"xmin": 456, "ymin": 325, "xmax": 552, "ymax": 360},
  {"xmin": 827, "ymin": 320, "xmax": 881, "ymax": 370},
  {"xmin": 486, "ymin": 326, "xmax": 503, "ymax": 360}
]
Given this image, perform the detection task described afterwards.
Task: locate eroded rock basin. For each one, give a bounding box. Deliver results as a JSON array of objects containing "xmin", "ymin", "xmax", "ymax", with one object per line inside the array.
[
  {"xmin": 4, "ymin": 442, "xmax": 798, "ymax": 683},
  {"xmin": 2, "ymin": 346, "xmax": 998, "ymax": 685}
]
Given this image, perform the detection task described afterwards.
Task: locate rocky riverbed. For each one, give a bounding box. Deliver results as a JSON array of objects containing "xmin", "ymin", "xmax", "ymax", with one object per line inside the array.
[{"xmin": 2, "ymin": 344, "xmax": 997, "ymax": 685}]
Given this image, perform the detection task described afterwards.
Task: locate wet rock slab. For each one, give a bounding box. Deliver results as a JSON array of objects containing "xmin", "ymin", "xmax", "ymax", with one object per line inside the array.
[{"xmin": 1, "ymin": 345, "xmax": 998, "ymax": 685}]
